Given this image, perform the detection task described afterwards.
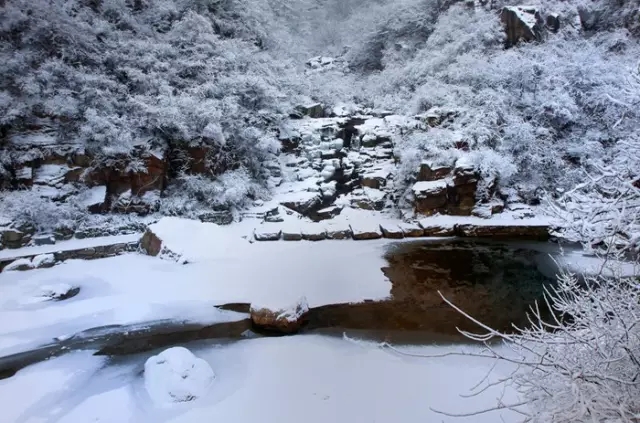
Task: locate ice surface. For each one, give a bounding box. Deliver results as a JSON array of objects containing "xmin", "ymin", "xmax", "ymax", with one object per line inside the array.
[
  {"xmin": 0, "ymin": 336, "xmax": 524, "ymax": 423},
  {"xmin": 0, "ymin": 225, "xmax": 392, "ymax": 352}
]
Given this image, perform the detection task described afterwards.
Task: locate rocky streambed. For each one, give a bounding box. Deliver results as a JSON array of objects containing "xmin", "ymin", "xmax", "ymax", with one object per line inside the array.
[{"xmin": 0, "ymin": 238, "xmax": 566, "ymax": 379}]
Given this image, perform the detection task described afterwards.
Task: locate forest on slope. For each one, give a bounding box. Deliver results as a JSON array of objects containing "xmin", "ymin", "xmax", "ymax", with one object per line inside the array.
[{"xmin": 0, "ymin": 0, "xmax": 639, "ymax": 248}]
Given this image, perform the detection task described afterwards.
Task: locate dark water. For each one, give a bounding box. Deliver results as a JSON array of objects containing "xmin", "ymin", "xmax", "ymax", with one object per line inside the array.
[
  {"xmin": 306, "ymin": 238, "xmax": 560, "ymax": 342},
  {"xmin": 0, "ymin": 239, "xmax": 565, "ymax": 378}
]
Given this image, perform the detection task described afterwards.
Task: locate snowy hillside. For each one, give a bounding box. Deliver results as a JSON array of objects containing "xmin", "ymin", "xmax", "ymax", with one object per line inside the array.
[{"xmin": 1, "ymin": 0, "xmax": 639, "ymax": 250}]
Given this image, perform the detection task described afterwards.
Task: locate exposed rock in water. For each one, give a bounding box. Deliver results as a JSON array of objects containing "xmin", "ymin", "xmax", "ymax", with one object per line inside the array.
[
  {"xmin": 380, "ymin": 223, "xmax": 404, "ymax": 239},
  {"xmin": 250, "ymin": 297, "xmax": 310, "ymax": 334},
  {"xmin": 350, "ymin": 222, "xmax": 383, "ymax": 240},
  {"xmin": 39, "ymin": 283, "xmax": 80, "ymax": 301}
]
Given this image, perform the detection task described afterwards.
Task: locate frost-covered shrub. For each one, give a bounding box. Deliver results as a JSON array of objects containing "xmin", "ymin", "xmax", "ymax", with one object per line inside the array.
[
  {"xmin": 161, "ymin": 168, "xmax": 269, "ymax": 216},
  {"xmin": 0, "ymin": 0, "xmax": 302, "ymax": 200},
  {"xmin": 438, "ymin": 262, "xmax": 640, "ymax": 423},
  {"xmin": 0, "ymin": 191, "xmax": 85, "ymax": 233}
]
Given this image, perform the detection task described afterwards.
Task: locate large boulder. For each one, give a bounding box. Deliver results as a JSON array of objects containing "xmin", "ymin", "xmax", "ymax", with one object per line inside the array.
[
  {"xmin": 501, "ymin": 6, "xmax": 544, "ymax": 47},
  {"xmin": 412, "ymin": 180, "xmax": 448, "ymax": 215},
  {"xmin": 250, "ymin": 297, "xmax": 310, "ymax": 334},
  {"xmin": 144, "ymin": 347, "xmax": 215, "ymax": 405},
  {"xmin": 141, "ymin": 228, "xmax": 163, "ymax": 256}
]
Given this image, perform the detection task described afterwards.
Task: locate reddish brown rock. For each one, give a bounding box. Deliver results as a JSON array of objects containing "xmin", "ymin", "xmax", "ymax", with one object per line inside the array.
[
  {"xmin": 326, "ymin": 224, "xmax": 352, "ymax": 240},
  {"xmin": 399, "ymin": 223, "xmax": 424, "ymax": 237},
  {"xmin": 418, "ymin": 163, "xmax": 452, "ymax": 182},
  {"xmin": 350, "ymin": 223, "xmax": 383, "ymax": 240},
  {"xmin": 140, "ymin": 229, "xmax": 163, "ymax": 256},
  {"xmin": 250, "ymin": 298, "xmax": 310, "ymax": 334},
  {"xmin": 418, "ymin": 221, "xmax": 456, "ymax": 237},
  {"xmin": 130, "ymin": 153, "xmax": 166, "ymax": 196},
  {"xmin": 380, "ymin": 223, "xmax": 404, "ymax": 239},
  {"xmin": 412, "ymin": 180, "xmax": 448, "ymax": 215}
]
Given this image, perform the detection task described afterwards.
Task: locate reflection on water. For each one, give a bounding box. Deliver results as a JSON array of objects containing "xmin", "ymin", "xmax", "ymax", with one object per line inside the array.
[{"xmin": 306, "ymin": 239, "xmax": 562, "ymax": 342}]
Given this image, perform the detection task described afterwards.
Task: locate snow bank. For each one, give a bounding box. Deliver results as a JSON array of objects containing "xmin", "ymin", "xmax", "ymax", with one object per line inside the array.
[
  {"xmin": 144, "ymin": 217, "xmax": 251, "ymax": 261},
  {"xmin": 144, "ymin": 346, "xmax": 215, "ymax": 406}
]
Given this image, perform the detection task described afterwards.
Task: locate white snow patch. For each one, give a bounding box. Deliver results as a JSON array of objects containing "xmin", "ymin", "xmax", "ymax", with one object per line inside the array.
[
  {"xmin": 144, "ymin": 347, "xmax": 215, "ymax": 406},
  {"xmin": 412, "ymin": 180, "xmax": 448, "ymax": 195},
  {"xmin": 32, "ymin": 253, "xmax": 55, "ymax": 268},
  {"xmin": 78, "ymin": 186, "xmax": 106, "ymax": 208},
  {"xmin": 33, "ymin": 164, "xmax": 69, "ymax": 185},
  {"xmin": 3, "ymin": 258, "xmax": 33, "ymax": 271}
]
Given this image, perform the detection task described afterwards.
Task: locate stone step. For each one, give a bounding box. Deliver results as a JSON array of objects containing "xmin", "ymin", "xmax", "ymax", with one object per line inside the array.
[
  {"xmin": 253, "ymin": 220, "xmax": 552, "ymax": 242},
  {"xmin": 0, "ymin": 234, "xmax": 140, "ymax": 272}
]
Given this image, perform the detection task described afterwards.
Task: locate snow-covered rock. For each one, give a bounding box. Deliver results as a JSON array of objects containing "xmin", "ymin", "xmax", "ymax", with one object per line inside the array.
[
  {"xmin": 144, "ymin": 347, "xmax": 215, "ymax": 405},
  {"xmin": 379, "ymin": 223, "xmax": 404, "ymax": 239},
  {"xmin": 254, "ymin": 225, "xmax": 282, "ymax": 241},
  {"xmin": 4, "ymin": 258, "xmax": 34, "ymax": 271},
  {"xmin": 301, "ymin": 223, "xmax": 327, "ymax": 241},
  {"xmin": 250, "ymin": 297, "xmax": 310, "ymax": 334},
  {"xmin": 350, "ymin": 222, "xmax": 383, "ymax": 240},
  {"xmin": 39, "ymin": 283, "xmax": 80, "ymax": 300},
  {"xmin": 399, "ymin": 222, "xmax": 425, "ymax": 237},
  {"xmin": 325, "ymin": 221, "xmax": 353, "ymax": 239},
  {"xmin": 500, "ymin": 6, "xmax": 544, "ymax": 47},
  {"xmin": 32, "ymin": 253, "xmax": 56, "ymax": 269}
]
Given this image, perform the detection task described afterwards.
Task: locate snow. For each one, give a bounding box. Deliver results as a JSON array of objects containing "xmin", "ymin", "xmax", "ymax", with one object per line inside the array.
[
  {"xmin": 0, "ymin": 233, "xmax": 140, "ymax": 261},
  {"xmin": 32, "ymin": 253, "xmax": 55, "ymax": 268},
  {"xmin": 144, "ymin": 347, "xmax": 216, "ymax": 406},
  {"xmin": 4, "ymin": 258, "xmax": 33, "ymax": 271},
  {"xmin": 250, "ymin": 296, "xmax": 310, "ymax": 321},
  {"xmin": 33, "ymin": 164, "xmax": 70, "ymax": 185},
  {"xmin": 38, "ymin": 283, "xmax": 76, "ymax": 300},
  {"xmin": 77, "ymin": 186, "xmax": 106, "ymax": 208},
  {"xmin": 506, "ymin": 5, "xmax": 539, "ymax": 28},
  {"xmin": 412, "ymin": 180, "xmax": 448, "ymax": 195},
  {"xmin": 0, "ymin": 225, "xmax": 393, "ymax": 352},
  {"xmin": 0, "ymin": 335, "xmax": 523, "ymax": 423},
  {"xmin": 418, "ymin": 211, "xmax": 554, "ymax": 229}
]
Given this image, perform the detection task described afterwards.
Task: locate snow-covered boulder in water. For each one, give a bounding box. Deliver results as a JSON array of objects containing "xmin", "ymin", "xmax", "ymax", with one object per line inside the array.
[
  {"xmin": 250, "ymin": 297, "xmax": 310, "ymax": 334},
  {"xmin": 39, "ymin": 283, "xmax": 80, "ymax": 301},
  {"xmin": 144, "ymin": 347, "xmax": 215, "ymax": 405}
]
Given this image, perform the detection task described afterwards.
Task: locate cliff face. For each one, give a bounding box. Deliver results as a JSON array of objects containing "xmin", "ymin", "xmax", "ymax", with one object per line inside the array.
[{"xmin": 1, "ymin": 0, "xmax": 639, "ymax": 249}]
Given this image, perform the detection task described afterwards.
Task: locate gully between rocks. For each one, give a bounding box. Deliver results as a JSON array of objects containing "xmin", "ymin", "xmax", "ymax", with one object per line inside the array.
[{"xmin": 0, "ymin": 239, "xmax": 565, "ymax": 379}]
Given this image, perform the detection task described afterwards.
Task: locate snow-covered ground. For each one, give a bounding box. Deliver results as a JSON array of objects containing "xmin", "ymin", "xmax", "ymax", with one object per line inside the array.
[
  {"xmin": 0, "ymin": 229, "xmax": 393, "ymax": 354},
  {"xmin": 0, "ymin": 335, "xmax": 523, "ymax": 423}
]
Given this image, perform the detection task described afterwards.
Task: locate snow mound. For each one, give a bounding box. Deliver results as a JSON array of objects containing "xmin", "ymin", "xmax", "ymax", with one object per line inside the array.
[{"xmin": 144, "ymin": 347, "xmax": 215, "ymax": 406}]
